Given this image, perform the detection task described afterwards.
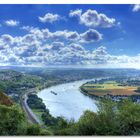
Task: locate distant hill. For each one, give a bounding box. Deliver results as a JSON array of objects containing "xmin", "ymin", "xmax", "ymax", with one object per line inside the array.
[
  {"xmin": 0, "ymin": 91, "xmax": 13, "ymax": 106},
  {"xmin": 0, "ymin": 69, "xmax": 45, "ymax": 103}
]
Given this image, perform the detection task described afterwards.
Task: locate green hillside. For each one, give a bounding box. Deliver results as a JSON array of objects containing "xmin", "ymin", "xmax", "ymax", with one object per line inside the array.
[{"xmin": 0, "ymin": 91, "xmax": 13, "ymax": 106}]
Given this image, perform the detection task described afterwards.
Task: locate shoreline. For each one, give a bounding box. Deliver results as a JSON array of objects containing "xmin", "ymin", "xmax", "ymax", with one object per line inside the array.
[{"xmin": 79, "ymin": 87, "xmax": 102, "ymax": 100}]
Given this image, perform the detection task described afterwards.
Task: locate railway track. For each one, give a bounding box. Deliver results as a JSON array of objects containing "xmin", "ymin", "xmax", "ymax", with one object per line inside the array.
[{"xmin": 20, "ymin": 89, "xmax": 44, "ymax": 127}]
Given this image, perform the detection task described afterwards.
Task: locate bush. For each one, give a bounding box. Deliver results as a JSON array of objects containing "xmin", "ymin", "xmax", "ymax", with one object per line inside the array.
[
  {"xmin": 26, "ymin": 124, "xmax": 41, "ymax": 136},
  {"xmin": 0, "ymin": 104, "xmax": 52, "ymax": 136},
  {"xmin": 27, "ymin": 94, "xmax": 46, "ymax": 110},
  {"xmin": 0, "ymin": 104, "xmax": 27, "ymax": 135},
  {"xmin": 75, "ymin": 99, "xmax": 140, "ymax": 136},
  {"xmin": 135, "ymin": 87, "xmax": 140, "ymax": 93},
  {"xmin": 77, "ymin": 111, "xmax": 97, "ymax": 135},
  {"xmin": 117, "ymin": 99, "xmax": 140, "ymax": 135}
]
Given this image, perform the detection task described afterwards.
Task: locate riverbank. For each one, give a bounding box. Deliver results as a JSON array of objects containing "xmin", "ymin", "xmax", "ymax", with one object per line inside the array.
[{"xmin": 79, "ymin": 86, "xmax": 102, "ymax": 100}]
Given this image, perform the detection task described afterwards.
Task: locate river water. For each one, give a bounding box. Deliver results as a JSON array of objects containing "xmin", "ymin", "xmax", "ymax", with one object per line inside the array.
[{"xmin": 38, "ymin": 79, "xmax": 97, "ymax": 121}]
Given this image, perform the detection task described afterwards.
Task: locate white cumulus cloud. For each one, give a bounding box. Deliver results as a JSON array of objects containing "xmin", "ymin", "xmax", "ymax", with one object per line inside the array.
[
  {"xmin": 39, "ymin": 13, "xmax": 60, "ymax": 23},
  {"xmin": 132, "ymin": 4, "xmax": 140, "ymax": 12},
  {"xmin": 69, "ymin": 9, "xmax": 82, "ymax": 17},
  {"xmin": 69, "ymin": 9, "xmax": 116, "ymax": 28},
  {"xmin": 80, "ymin": 29, "xmax": 103, "ymax": 43},
  {"xmin": 5, "ymin": 20, "xmax": 19, "ymax": 27},
  {"xmin": 1, "ymin": 26, "xmax": 139, "ymax": 68}
]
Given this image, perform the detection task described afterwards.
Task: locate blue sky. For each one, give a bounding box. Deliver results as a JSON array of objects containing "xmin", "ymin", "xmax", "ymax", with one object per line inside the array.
[{"xmin": 0, "ymin": 4, "xmax": 140, "ymax": 68}]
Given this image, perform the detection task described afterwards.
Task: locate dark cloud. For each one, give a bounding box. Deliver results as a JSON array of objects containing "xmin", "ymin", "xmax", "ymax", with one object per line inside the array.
[
  {"xmin": 80, "ymin": 29, "xmax": 102, "ymax": 42},
  {"xmin": 51, "ymin": 42, "xmax": 64, "ymax": 51}
]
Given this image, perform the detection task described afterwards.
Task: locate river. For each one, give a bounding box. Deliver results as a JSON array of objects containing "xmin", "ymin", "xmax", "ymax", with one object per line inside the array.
[{"xmin": 37, "ymin": 79, "xmax": 98, "ymax": 121}]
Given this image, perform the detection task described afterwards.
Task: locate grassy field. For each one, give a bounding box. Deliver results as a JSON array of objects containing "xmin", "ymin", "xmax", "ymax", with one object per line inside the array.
[
  {"xmin": 82, "ymin": 81, "xmax": 138, "ymax": 96},
  {"xmin": 32, "ymin": 109, "xmax": 45, "ymax": 124},
  {"xmin": 32, "ymin": 109, "xmax": 43, "ymax": 120}
]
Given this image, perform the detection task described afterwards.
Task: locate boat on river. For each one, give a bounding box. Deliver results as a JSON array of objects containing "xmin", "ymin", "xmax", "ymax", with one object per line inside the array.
[{"xmin": 51, "ymin": 91, "xmax": 57, "ymax": 95}]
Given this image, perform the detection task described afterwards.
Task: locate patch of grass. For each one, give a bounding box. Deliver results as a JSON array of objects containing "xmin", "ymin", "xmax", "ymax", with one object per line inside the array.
[{"xmin": 32, "ymin": 109, "xmax": 44, "ymax": 124}]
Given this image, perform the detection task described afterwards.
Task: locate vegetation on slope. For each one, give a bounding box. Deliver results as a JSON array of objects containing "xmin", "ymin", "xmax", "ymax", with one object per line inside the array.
[
  {"xmin": 0, "ymin": 88, "xmax": 52, "ymax": 136},
  {"xmin": 0, "ymin": 103, "xmax": 52, "ymax": 136},
  {"xmin": 135, "ymin": 87, "xmax": 140, "ymax": 93},
  {"xmin": 0, "ymin": 70, "xmax": 45, "ymax": 103},
  {"xmin": 27, "ymin": 94, "xmax": 46, "ymax": 111},
  {"xmin": 0, "ymin": 91, "xmax": 13, "ymax": 106}
]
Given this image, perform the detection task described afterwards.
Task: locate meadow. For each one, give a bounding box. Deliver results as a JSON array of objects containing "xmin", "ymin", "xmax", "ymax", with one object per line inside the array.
[{"xmin": 82, "ymin": 81, "xmax": 138, "ymax": 96}]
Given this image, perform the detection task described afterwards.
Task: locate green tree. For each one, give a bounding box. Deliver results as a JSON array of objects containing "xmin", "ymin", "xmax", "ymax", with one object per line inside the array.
[
  {"xmin": 0, "ymin": 104, "xmax": 52, "ymax": 136},
  {"xmin": 0, "ymin": 104, "xmax": 27, "ymax": 135},
  {"xmin": 26, "ymin": 124, "xmax": 41, "ymax": 136},
  {"xmin": 75, "ymin": 99, "xmax": 140, "ymax": 136},
  {"xmin": 117, "ymin": 99, "xmax": 140, "ymax": 135},
  {"xmin": 135, "ymin": 87, "xmax": 140, "ymax": 93},
  {"xmin": 77, "ymin": 110, "xmax": 97, "ymax": 135}
]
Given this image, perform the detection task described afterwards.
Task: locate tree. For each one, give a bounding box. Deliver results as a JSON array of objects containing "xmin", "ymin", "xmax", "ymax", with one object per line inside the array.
[
  {"xmin": 0, "ymin": 104, "xmax": 52, "ymax": 136},
  {"xmin": 117, "ymin": 99, "xmax": 140, "ymax": 135},
  {"xmin": 0, "ymin": 104, "xmax": 26, "ymax": 135},
  {"xmin": 26, "ymin": 124, "xmax": 41, "ymax": 136},
  {"xmin": 77, "ymin": 110, "xmax": 97, "ymax": 135},
  {"xmin": 135, "ymin": 87, "xmax": 140, "ymax": 93},
  {"xmin": 77, "ymin": 99, "xmax": 119, "ymax": 135},
  {"xmin": 76, "ymin": 99, "xmax": 140, "ymax": 135}
]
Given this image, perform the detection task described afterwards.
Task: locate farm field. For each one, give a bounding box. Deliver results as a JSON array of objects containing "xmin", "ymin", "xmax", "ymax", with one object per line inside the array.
[{"xmin": 81, "ymin": 81, "xmax": 138, "ymax": 96}]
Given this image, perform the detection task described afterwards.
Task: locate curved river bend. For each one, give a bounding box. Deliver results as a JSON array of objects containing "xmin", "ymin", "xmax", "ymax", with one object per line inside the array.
[{"xmin": 38, "ymin": 79, "xmax": 97, "ymax": 121}]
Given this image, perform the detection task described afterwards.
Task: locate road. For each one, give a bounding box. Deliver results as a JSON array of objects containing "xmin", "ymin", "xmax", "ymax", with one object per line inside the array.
[{"xmin": 20, "ymin": 89, "xmax": 43, "ymax": 125}]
